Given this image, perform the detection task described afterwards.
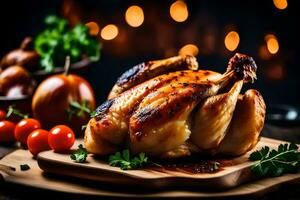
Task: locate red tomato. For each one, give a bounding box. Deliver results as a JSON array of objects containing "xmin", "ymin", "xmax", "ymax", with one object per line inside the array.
[
  {"xmin": 27, "ymin": 129, "xmax": 50, "ymax": 156},
  {"xmin": 14, "ymin": 118, "xmax": 41, "ymax": 145},
  {"xmin": 48, "ymin": 125, "xmax": 75, "ymax": 152},
  {"xmin": 0, "ymin": 120, "xmax": 16, "ymax": 142},
  {"xmin": 0, "ymin": 110, "xmax": 6, "ymax": 121}
]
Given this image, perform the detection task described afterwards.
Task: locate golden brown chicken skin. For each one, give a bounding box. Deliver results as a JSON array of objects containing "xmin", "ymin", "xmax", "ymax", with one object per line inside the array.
[
  {"xmin": 85, "ymin": 70, "xmax": 220, "ymax": 155},
  {"xmin": 85, "ymin": 53, "xmax": 265, "ymax": 158},
  {"xmin": 108, "ymin": 55, "xmax": 199, "ymax": 99}
]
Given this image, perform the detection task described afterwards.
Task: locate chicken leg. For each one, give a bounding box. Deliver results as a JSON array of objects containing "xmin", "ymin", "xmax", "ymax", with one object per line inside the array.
[
  {"xmin": 217, "ymin": 89, "xmax": 266, "ymax": 156},
  {"xmin": 190, "ymin": 80, "xmax": 243, "ymax": 153}
]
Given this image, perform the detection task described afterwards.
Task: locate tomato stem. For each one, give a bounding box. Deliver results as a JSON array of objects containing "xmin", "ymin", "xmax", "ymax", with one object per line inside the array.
[
  {"xmin": 6, "ymin": 105, "xmax": 29, "ymax": 119},
  {"xmin": 63, "ymin": 56, "xmax": 71, "ymax": 76}
]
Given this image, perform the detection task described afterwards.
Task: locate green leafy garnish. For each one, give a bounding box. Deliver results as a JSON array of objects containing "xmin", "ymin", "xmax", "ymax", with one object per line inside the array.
[
  {"xmin": 34, "ymin": 15, "xmax": 101, "ymax": 72},
  {"xmin": 70, "ymin": 144, "xmax": 88, "ymax": 163},
  {"xmin": 6, "ymin": 105, "xmax": 29, "ymax": 119},
  {"xmin": 249, "ymin": 143, "xmax": 300, "ymax": 177},
  {"xmin": 108, "ymin": 150, "xmax": 150, "ymax": 170},
  {"xmin": 20, "ymin": 164, "xmax": 30, "ymax": 171},
  {"xmin": 90, "ymin": 111, "xmax": 97, "ymax": 118},
  {"xmin": 66, "ymin": 100, "xmax": 93, "ymax": 120}
]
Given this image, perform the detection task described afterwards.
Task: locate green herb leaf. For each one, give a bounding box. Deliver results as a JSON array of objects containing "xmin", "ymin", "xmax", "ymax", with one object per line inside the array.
[
  {"xmin": 108, "ymin": 150, "xmax": 151, "ymax": 170},
  {"xmin": 66, "ymin": 100, "xmax": 93, "ymax": 120},
  {"xmin": 35, "ymin": 15, "xmax": 101, "ymax": 72},
  {"xmin": 90, "ymin": 111, "xmax": 97, "ymax": 118},
  {"xmin": 70, "ymin": 144, "xmax": 88, "ymax": 163},
  {"xmin": 249, "ymin": 143, "xmax": 300, "ymax": 177},
  {"xmin": 20, "ymin": 164, "xmax": 30, "ymax": 171}
]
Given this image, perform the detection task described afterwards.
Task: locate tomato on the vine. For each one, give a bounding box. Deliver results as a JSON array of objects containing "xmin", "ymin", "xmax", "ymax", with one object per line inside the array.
[
  {"xmin": 27, "ymin": 129, "xmax": 50, "ymax": 156},
  {"xmin": 0, "ymin": 120, "xmax": 16, "ymax": 142},
  {"xmin": 14, "ymin": 118, "xmax": 41, "ymax": 145},
  {"xmin": 48, "ymin": 125, "xmax": 75, "ymax": 152}
]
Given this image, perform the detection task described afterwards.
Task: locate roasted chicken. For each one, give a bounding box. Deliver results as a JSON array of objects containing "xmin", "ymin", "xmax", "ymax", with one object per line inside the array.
[{"xmin": 84, "ymin": 54, "xmax": 266, "ymax": 158}]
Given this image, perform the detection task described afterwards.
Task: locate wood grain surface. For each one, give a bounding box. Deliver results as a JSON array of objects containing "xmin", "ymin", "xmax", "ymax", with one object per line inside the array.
[{"xmin": 0, "ymin": 137, "xmax": 300, "ymax": 198}]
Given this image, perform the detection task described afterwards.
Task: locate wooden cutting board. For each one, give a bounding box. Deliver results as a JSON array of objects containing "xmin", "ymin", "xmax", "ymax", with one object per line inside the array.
[
  {"xmin": 36, "ymin": 137, "xmax": 300, "ymax": 190},
  {"xmin": 0, "ymin": 137, "xmax": 300, "ymax": 198}
]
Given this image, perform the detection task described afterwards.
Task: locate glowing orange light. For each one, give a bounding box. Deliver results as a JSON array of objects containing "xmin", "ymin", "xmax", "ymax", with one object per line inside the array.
[
  {"xmin": 265, "ymin": 34, "xmax": 279, "ymax": 54},
  {"xmin": 170, "ymin": 1, "xmax": 189, "ymax": 22},
  {"xmin": 85, "ymin": 21, "xmax": 100, "ymax": 36},
  {"xmin": 224, "ymin": 31, "xmax": 240, "ymax": 51},
  {"xmin": 273, "ymin": 0, "xmax": 288, "ymax": 10},
  {"xmin": 179, "ymin": 44, "xmax": 199, "ymax": 56},
  {"xmin": 100, "ymin": 24, "xmax": 119, "ymax": 40},
  {"xmin": 125, "ymin": 5, "xmax": 144, "ymax": 27}
]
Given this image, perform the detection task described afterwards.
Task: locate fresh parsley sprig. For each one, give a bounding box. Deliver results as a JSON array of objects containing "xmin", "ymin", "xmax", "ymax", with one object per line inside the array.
[
  {"xmin": 108, "ymin": 149, "xmax": 150, "ymax": 170},
  {"xmin": 20, "ymin": 164, "xmax": 30, "ymax": 171},
  {"xmin": 70, "ymin": 144, "xmax": 88, "ymax": 163},
  {"xmin": 66, "ymin": 100, "xmax": 94, "ymax": 120},
  {"xmin": 249, "ymin": 143, "xmax": 300, "ymax": 177},
  {"xmin": 34, "ymin": 15, "xmax": 101, "ymax": 72}
]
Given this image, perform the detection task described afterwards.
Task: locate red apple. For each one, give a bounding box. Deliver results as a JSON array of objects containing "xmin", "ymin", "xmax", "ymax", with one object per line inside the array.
[{"xmin": 31, "ymin": 58, "xmax": 96, "ymax": 135}]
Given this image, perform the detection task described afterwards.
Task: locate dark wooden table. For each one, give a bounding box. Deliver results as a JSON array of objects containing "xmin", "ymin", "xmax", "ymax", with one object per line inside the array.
[{"xmin": 1, "ymin": 124, "xmax": 300, "ymax": 200}]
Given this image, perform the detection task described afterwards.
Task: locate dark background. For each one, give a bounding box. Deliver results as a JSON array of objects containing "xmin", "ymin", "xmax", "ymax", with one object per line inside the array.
[{"xmin": 0, "ymin": 0, "xmax": 299, "ymax": 106}]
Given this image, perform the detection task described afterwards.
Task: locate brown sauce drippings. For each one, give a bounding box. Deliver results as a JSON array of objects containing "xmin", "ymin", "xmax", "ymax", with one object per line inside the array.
[{"xmin": 146, "ymin": 157, "xmax": 241, "ymax": 174}]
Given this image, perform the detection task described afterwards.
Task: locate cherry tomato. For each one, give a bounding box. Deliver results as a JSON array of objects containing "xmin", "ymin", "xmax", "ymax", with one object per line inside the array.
[
  {"xmin": 0, "ymin": 120, "xmax": 16, "ymax": 142},
  {"xmin": 0, "ymin": 110, "xmax": 6, "ymax": 121},
  {"xmin": 14, "ymin": 118, "xmax": 41, "ymax": 145},
  {"xmin": 48, "ymin": 125, "xmax": 75, "ymax": 152},
  {"xmin": 27, "ymin": 129, "xmax": 51, "ymax": 156}
]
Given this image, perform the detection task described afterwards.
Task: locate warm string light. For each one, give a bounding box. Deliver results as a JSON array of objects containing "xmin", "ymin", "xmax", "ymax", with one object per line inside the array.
[
  {"xmin": 85, "ymin": 21, "xmax": 100, "ymax": 36},
  {"xmin": 125, "ymin": 5, "xmax": 144, "ymax": 27},
  {"xmin": 170, "ymin": 1, "xmax": 189, "ymax": 22},
  {"xmin": 100, "ymin": 24, "xmax": 119, "ymax": 40},
  {"xmin": 273, "ymin": 0, "xmax": 288, "ymax": 10},
  {"xmin": 224, "ymin": 31, "xmax": 240, "ymax": 51},
  {"xmin": 265, "ymin": 34, "xmax": 279, "ymax": 54},
  {"xmin": 94, "ymin": 4, "xmax": 282, "ymax": 60},
  {"xmin": 179, "ymin": 44, "xmax": 199, "ymax": 56}
]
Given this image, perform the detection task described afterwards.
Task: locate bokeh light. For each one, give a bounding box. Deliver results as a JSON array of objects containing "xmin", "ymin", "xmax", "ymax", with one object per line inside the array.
[
  {"xmin": 265, "ymin": 34, "xmax": 279, "ymax": 54},
  {"xmin": 179, "ymin": 44, "xmax": 199, "ymax": 56},
  {"xmin": 224, "ymin": 31, "xmax": 240, "ymax": 51},
  {"xmin": 85, "ymin": 21, "xmax": 100, "ymax": 36},
  {"xmin": 100, "ymin": 24, "xmax": 119, "ymax": 40},
  {"xmin": 170, "ymin": 1, "xmax": 189, "ymax": 22},
  {"xmin": 273, "ymin": 0, "xmax": 288, "ymax": 10},
  {"xmin": 125, "ymin": 5, "xmax": 144, "ymax": 27}
]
